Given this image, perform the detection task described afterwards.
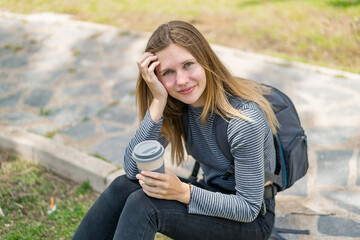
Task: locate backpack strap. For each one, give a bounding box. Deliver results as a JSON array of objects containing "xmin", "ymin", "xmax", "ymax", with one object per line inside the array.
[
  {"xmin": 213, "ymin": 97, "xmax": 247, "ymax": 161},
  {"xmin": 182, "ymin": 110, "xmax": 190, "ymax": 154},
  {"xmin": 183, "ymin": 109, "xmax": 201, "ymax": 181},
  {"xmin": 190, "ymin": 161, "xmax": 201, "ymax": 180},
  {"xmin": 214, "ymin": 114, "xmax": 232, "ymax": 160}
]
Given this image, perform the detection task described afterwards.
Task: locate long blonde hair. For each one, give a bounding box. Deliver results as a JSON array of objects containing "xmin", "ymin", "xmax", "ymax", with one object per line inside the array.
[{"xmin": 136, "ymin": 21, "xmax": 279, "ymax": 165}]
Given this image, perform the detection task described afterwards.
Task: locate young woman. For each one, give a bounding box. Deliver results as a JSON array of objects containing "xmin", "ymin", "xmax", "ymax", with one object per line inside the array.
[{"xmin": 72, "ymin": 20, "xmax": 279, "ymax": 240}]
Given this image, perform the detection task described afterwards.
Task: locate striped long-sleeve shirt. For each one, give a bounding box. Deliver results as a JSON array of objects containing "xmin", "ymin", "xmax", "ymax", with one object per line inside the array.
[{"xmin": 123, "ymin": 101, "xmax": 276, "ymax": 223}]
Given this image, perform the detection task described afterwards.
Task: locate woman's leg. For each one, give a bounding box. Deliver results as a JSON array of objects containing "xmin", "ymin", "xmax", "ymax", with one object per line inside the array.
[
  {"xmin": 72, "ymin": 175, "xmax": 141, "ymax": 240},
  {"xmin": 113, "ymin": 189, "xmax": 275, "ymax": 240}
]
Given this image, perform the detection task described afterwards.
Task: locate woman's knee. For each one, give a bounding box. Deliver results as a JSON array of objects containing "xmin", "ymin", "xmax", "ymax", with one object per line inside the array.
[
  {"xmin": 102, "ymin": 175, "xmax": 140, "ymax": 200},
  {"xmin": 123, "ymin": 190, "xmax": 156, "ymax": 214}
]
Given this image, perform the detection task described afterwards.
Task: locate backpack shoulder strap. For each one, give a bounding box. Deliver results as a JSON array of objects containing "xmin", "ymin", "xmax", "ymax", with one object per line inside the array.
[
  {"xmin": 182, "ymin": 109, "xmax": 202, "ymax": 180},
  {"xmin": 214, "ymin": 97, "xmax": 247, "ymax": 161},
  {"xmin": 214, "ymin": 114, "xmax": 232, "ymax": 160},
  {"xmin": 182, "ymin": 109, "xmax": 189, "ymax": 152}
]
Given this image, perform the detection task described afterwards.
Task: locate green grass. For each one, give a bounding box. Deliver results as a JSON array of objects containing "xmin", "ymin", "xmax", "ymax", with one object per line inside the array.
[
  {"xmin": 44, "ymin": 129, "xmax": 60, "ymax": 139},
  {"xmin": 0, "ymin": 154, "xmax": 99, "ymax": 239},
  {"xmin": 0, "ymin": 154, "xmax": 170, "ymax": 239},
  {"xmin": 89, "ymin": 153, "xmax": 112, "ymax": 163},
  {"xmin": 39, "ymin": 108, "xmax": 52, "ymax": 116},
  {"xmin": 0, "ymin": 0, "xmax": 359, "ymax": 73}
]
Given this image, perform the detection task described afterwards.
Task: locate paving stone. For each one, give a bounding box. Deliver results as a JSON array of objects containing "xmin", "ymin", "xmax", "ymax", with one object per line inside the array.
[
  {"xmin": 278, "ymin": 176, "xmax": 307, "ymax": 197},
  {"xmin": 315, "ymin": 150, "xmax": 352, "ymax": 186},
  {"xmin": 0, "ymin": 48, "xmax": 13, "ymax": 57},
  {"xmin": 101, "ymin": 124, "xmax": 125, "ymax": 133},
  {"xmin": 90, "ymin": 134, "xmax": 134, "ymax": 165},
  {"xmin": 357, "ymin": 151, "xmax": 360, "ymax": 186},
  {"xmin": 321, "ymin": 191, "xmax": 360, "ymax": 215},
  {"xmin": 73, "ymin": 52, "xmax": 100, "ymax": 67},
  {"xmin": 42, "ymin": 31, "xmax": 78, "ymax": 47},
  {"xmin": 331, "ymin": 77, "xmax": 360, "ymax": 92},
  {"xmin": 0, "ymin": 55, "xmax": 28, "ymax": 68},
  {"xmin": 73, "ymin": 39, "xmax": 99, "ymax": 52},
  {"xmin": 0, "ymin": 82, "xmax": 13, "ymax": 94},
  {"xmin": 318, "ymin": 216, "xmax": 360, "ymax": 237},
  {"xmin": 0, "ymin": 91, "xmax": 23, "ymax": 108},
  {"xmin": 24, "ymin": 89, "xmax": 53, "ymax": 107},
  {"xmin": 15, "ymin": 70, "xmax": 67, "ymax": 86},
  {"xmin": 98, "ymin": 105, "xmax": 137, "ymax": 125},
  {"xmin": 49, "ymin": 105, "xmax": 80, "ymax": 125},
  {"xmin": 62, "ymin": 121, "xmax": 98, "ymax": 140},
  {"xmin": 331, "ymin": 105, "xmax": 360, "ymax": 116},
  {"xmin": 102, "ymin": 55, "xmax": 128, "ymax": 66},
  {"xmin": 29, "ymin": 125, "xmax": 59, "ymax": 136},
  {"xmin": 299, "ymin": 85, "xmax": 352, "ymax": 103},
  {"xmin": 102, "ymin": 35, "xmax": 137, "ymax": 54},
  {"xmin": 1, "ymin": 111, "xmax": 41, "ymax": 125},
  {"xmin": 0, "ymin": 18, "xmax": 24, "ymax": 32},
  {"xmin": 68, "ymin": 70, "xmax": 100, "ymax": 82},
  {"xmin": 78, "ymin": 101, "xmax": 108, "ymax": 119},
  {"xmin": 62, "ymin": 84, "xmax": 102, "ymax": 96},
  {"xmin": 118, "ymin": 94, "xmax": 136, "ymax": 106},
  {"xmin": 49, "ymin": 101, "xmax": 107, "ymax": 126},
  {"xmin": 51, "ymin": 26, "xmax": 98, "ymax": 41},
  {"xmin": 101, "ymin": 67, "xmax": 137, "ymax": 81},
  {"xmin": 0, "ymin": 32, "xmax": 9, "ymax": 43},
  {"xmin": 307, "ymin": 127, "xmax": 357, "ymax": 146},
  {"xmin": 274, "ymin": 214, "xmax": 312, "ymax": 240},
  {"xmin": 112, "ymin": 80, "xmax": 136, "ymax": 100},
  {"xmin": 0, "ymin": 32, "xmax": 24, "ymax": 45},
  {"xmin": 0, "ymin": 72, "xmax": 9, "ymax": 81},
  {"xmin": 248, "ymin": 70, "xmax": 286, "ymax": 90},
  {"xmin": 31, "ymin": 51, "xmax": 73, "ymax": 69},
  {"xmin": 277, "ymin": 66, "xmax": 311, "ymax": 83}
]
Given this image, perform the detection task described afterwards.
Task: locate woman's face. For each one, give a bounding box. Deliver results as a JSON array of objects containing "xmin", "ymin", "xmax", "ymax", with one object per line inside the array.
[{"xmin": 155, "ymin": 44, "xmax": 207, "ymax": 107}]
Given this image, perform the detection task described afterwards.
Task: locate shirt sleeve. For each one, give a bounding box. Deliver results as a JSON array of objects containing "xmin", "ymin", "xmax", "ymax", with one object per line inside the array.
[
  {"xmin": 123, "ymin": 109, "xmax": 164, "ymax": 180},
  {"xmin": 188, "ymin": 104, "xmax": 267, "ymax": 222}
]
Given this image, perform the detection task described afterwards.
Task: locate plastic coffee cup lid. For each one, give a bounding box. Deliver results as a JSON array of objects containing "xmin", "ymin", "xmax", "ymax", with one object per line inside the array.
[{"xmin": 132, "ymin": 140, "xmax": 164, "ymax": 162}]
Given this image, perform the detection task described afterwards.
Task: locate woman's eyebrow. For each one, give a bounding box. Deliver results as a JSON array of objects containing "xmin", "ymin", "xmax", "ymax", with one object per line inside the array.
[{"xmin": 158, "ymin": 58, "xmax": 196, "ymax": 74}]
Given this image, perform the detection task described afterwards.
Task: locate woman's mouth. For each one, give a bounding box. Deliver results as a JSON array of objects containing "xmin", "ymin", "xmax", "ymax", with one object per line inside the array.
[{"xmin": 178, "ymin": 86, "xmax": 196, "ymax": 95}]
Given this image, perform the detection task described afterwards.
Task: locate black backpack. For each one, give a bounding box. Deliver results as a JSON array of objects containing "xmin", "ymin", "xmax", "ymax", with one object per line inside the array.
[{"xmin": 186, "ymin": 84, "xmax": 309, "ymax": 192}]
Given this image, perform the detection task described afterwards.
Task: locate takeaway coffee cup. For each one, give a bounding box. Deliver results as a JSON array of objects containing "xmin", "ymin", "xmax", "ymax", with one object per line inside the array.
[{"xmin": 132, "ymin": 140, "xmax": 165, "ymax": 173}]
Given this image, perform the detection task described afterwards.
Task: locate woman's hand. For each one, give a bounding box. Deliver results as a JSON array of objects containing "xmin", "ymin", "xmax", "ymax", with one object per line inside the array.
[
  {"xmin": 137, "ymin": 52, "xmax": 168, "ymax": 122},
  {"xmin": 136, "ymin": 169, "xmax": 191, "ymax": 204}
]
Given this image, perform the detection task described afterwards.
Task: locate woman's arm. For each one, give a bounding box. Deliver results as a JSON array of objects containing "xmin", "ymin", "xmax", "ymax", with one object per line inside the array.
[
  {"xmin": 123, "ymin": 109, "xmax": 164, "ymax": 180},
  {"xmin": 137, "ymin": 52, "xmax": 168, "ymax": 122},
  {"xmin": 124, "ymin": 52, "xmax": 169, "ymax": 179},
  {"xmin": 188, "ymin": 104, "xmax": 270, "ymax": 222}
]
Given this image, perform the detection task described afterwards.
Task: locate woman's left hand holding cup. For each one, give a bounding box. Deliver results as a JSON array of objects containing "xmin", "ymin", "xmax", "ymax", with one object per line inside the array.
[{"xmin": 136, "ymin": 170, "xmax": 191, "ymax": 204}]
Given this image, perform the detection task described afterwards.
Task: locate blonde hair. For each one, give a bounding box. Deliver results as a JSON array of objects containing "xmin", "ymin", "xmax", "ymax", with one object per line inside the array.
[{"xmin": 136, "ymin": 21, "xmax": 279, "ymax": 165}]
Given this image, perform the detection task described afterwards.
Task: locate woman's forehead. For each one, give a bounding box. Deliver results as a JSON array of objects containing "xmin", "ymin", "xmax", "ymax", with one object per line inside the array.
[
  {"xmin": 156, "ymin": 44, "xmax": 195, "ymax": 69},
  {"xmin": 156, "ymin": 44, "xmax": 192, "ymax": 58}
]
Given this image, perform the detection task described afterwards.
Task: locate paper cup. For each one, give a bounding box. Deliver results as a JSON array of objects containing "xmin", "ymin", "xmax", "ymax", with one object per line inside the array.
[{"xmin": 132, "ymin": 140, "xmax": 165, "ymax": 173}]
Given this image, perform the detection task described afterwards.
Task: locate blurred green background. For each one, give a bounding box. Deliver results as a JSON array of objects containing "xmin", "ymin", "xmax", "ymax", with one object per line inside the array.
[{"xmin": 0, "ymin": 0, "xmax": 359, "ymax": 72}]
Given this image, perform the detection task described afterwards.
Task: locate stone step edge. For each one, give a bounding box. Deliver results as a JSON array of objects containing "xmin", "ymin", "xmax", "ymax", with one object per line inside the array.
[{"xmin": 0, "ymin": 124, "xmax": 124, "ymax": 193}]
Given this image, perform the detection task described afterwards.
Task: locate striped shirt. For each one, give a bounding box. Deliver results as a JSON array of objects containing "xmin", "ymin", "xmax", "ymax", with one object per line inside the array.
[{"xmin": 123, "ymin": 101, "xmax": 276, "ymax": 222}]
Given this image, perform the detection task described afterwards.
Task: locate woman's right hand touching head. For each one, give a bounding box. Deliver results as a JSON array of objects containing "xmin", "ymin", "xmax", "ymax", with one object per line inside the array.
[
  {"xmin": 137, "ymin": 52, "xmax": 168, "ymax": 122},
  {"xmin": 137, "ymin": 52, "xmax": 168, "ymax": 102}
]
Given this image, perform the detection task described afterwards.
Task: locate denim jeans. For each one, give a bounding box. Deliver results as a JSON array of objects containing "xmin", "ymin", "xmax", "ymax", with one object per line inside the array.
[{"xmin": 72, "ymin": 175, "xmax": 275, "ymax": 240}]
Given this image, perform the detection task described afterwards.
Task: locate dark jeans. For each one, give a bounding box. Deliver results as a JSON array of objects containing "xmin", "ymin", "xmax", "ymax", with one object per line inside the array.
[{"xmin": 72, "ymin": 175, "xmax": 275, "ymax": 240}]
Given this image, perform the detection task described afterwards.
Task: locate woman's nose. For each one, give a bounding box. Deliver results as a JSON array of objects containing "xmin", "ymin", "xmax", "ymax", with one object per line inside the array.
[{"xmin": 176, "ymin": 71, "xmax": 188, "ymax": 85}]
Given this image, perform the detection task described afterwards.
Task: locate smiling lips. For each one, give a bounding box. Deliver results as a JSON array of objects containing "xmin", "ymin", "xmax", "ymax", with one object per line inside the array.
[{"xmin": 178, "ymin": 85, "xmax": 196, "ymax": 95}]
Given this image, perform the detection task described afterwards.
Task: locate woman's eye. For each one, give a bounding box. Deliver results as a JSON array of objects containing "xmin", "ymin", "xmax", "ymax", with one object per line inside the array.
[
  {"xmin": 184, "ymin": 62, "xmax": 193, "ymax": 68},
  {"xmin": 163, "ymin": 70, "xmax": 172, "ymax": 76}
]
